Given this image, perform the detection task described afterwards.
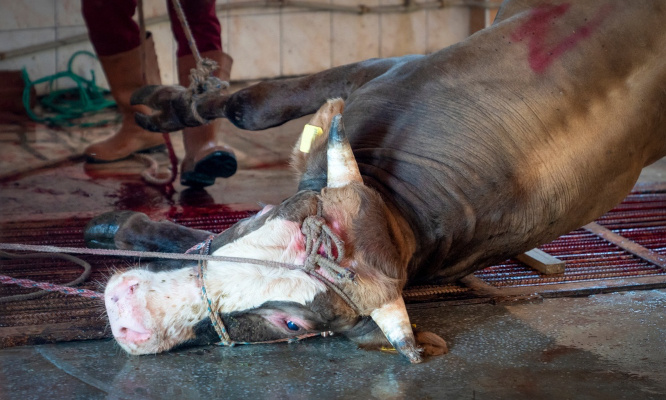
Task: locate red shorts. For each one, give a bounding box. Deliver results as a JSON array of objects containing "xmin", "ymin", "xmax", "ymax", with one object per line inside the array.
[{"xmin": 82, "ymin": 0, "xmax": 222, "ymax": 57}]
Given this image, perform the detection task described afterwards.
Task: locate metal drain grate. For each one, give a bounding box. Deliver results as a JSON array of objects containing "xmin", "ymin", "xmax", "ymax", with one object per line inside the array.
[{"xmin": 2, "ymin": 191, "xmax": 666, "ymax": 347}]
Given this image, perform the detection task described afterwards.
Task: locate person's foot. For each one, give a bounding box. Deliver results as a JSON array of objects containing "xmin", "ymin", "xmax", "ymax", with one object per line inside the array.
[
  {"xmin": 180, "ymin": 145, "xmax": 237, "ymax": 188},
  {"xmin": 85, "ymin": 121, "xmax": 166, "ymax": 163}
]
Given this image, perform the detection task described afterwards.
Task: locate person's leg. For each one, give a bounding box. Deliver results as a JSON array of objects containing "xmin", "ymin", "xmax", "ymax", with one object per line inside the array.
[
  {"xmin": 169, "ymin": 0, "xmax": 237, "ymax": 187},
  {"xmin": 82, "ymin": 0, "xmax": 140, "ymax": 56},
  {"xmin": 82, "ymin": 0, "xmax": 164, "ymax": 162}
]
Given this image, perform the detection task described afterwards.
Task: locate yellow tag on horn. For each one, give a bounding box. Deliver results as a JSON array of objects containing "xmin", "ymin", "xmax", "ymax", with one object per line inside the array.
[{"xmin": 299, "ymin": 124, "xmax": 323, "ymax": 153}]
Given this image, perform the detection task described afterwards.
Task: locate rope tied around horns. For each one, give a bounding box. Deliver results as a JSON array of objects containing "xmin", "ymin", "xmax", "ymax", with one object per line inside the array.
[
  {"xmin": 190, "ymin": 200, "xmax": 359, "ymax": 346},
  {"xmin": 301, "ymin": 201, "xmax": 356, "ymax": 282}
]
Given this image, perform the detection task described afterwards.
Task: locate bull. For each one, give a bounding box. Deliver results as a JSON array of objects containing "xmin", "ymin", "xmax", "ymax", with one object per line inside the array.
[{"xmin": 88, "ymin": 0, "xmax": 666, "ymax": 363}]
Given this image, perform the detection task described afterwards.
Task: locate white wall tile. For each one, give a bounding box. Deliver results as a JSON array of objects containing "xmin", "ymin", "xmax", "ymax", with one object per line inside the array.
[
  {"xmin": 0, "ymin": 0, "xmax": 55, "ymax": 30},
  {"xmin": 330, "ymin": 0, "xmax": 368, "ymax": 6},
  {"xmin": 216, "ymin": 10, "xmax": 230, "ymax": 54},
  {"xmin": 227, "ymin": 14, "xmax": 281, "ymax": 80},
  {"xmin": 281, "ymin": 0, "xmax": 332, "ymax": 16},
  {"xmin": 332, "ymin": 13, "xmax": 380, "ymax": 67},
  {"xmin": 149, "ymin": 22, "xmax": 177, "ymax": 85},
  {"xmin": 0, "ymin": 29, "xmax": 57, "ymax": 95},
  {"xmin": 228, "ymin": 0, "xmax": 280, "ymax": 16},
  {"xmin": 54, "ymin": 26, "xmax": 107, "ymax": 91},
  {"xmin": 141, "ymin": 0, "xmax": 169, "ymax": 19},
  {"xmin": 426, "ymin": 7, "xmax": 469, "ymax": 53},
  {"xmin": 0, "ymin": 0, "xmax": 473, "ymax": 89},
  {"xmin": 281, "ymin": 11, "xmax": 332, "ymax": 76},
  {"xmin": 378, "ymin": 0, "xmax": 403, "ymax": 6},
  {"xmin": 380, "ymin": 10, "xmax": 427, "ymax": 58},
  {"xmin": 55, "ymin": 0, "xmax": 83, "ymax": 27},
  {"xmin": 330, "ymin": 0, "xmax": 379, "ymax": 66}
]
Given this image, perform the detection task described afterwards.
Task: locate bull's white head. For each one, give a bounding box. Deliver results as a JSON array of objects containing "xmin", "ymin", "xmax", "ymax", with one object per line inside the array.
[{"xmin": 103, "ymin": 99, "xmax": 444, "ymax": 363}]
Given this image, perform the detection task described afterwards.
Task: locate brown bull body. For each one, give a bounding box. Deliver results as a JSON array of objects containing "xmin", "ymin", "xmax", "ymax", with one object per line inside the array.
[{"xmin": 93, "ymin": 0, "xmax": 666, "ymax": 362}]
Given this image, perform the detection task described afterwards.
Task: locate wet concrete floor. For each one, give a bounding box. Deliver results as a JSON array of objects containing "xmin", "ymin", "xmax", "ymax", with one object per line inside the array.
[
  {"xmin": 1, "ymin": 113, "xmax": 666, "ymax": 398},
  {"xmin": 2, "ymin": 290, "xmax": 665, "ymax": 399}
]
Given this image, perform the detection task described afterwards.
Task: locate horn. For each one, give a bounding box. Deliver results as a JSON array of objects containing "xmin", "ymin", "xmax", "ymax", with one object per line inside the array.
[
  {"xmin": 370, "ymin": 296, "xmax": 422, "ymax": 363},
  {"xmin": 327, "ymin": 114, "xmax": 363, "ymax": 188}
]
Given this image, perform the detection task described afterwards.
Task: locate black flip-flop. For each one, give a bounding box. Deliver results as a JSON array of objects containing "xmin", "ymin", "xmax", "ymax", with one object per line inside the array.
[{"xmin": 180, "ymin": 149, "xmax": 237, "ymax": 188}]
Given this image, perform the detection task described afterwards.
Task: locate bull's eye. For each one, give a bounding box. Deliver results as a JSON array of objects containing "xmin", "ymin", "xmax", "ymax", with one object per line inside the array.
[{"xmin": 286, "ymin": 321, "xmax": 300, "ymax": 331}]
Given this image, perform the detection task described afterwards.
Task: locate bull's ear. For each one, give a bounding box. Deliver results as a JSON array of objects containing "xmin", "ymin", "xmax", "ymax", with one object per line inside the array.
[
  {"xmin": 370, "ymin": 296, "xmax": 423, "ymax": 363},
  {"xmin": 327, "ymin": 114, "xmax": 363, "ymax": 188}
]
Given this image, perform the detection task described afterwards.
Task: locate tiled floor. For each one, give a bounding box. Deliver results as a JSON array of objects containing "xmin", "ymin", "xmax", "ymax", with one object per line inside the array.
[{"xmin": 1, "ymin": 101, "xmax": 666, "ymax": 398}]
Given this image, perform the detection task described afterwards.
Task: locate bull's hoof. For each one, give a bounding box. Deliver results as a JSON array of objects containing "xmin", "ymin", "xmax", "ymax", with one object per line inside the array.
[
  {"xmin": 84, "ymin": 211, "xmax": 145, "ymax": 249},
  {"xmin": 414, "ymin": 331, "xmax": 448, "ymax": 357}
]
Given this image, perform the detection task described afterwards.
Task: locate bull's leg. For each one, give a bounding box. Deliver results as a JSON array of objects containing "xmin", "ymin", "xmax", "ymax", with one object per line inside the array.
[
  {"xmin": 84, "ymin": 211, "xmax": 211, "ymax": 253},
  {"xmin": 130, "ymin": 56, "xmax": 419, "ymax": 133}
]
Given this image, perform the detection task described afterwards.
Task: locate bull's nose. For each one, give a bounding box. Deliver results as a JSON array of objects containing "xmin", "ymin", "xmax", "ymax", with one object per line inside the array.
[
  {"xmin": 110, "ymin": 315, "xmax": 152, "ymax": 344},
  {"xmin": 116, "ymin": 326, "xmax": 151, "ymax": 344},
  {"xmin": 105, "ymin": 277, "xmax": 151, "ymax": 345}
]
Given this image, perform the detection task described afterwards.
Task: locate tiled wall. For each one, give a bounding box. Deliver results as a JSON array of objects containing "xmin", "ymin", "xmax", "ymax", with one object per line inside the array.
[{"xmin": 0, "ymin": 0, "xmax": 471, "ymax": 94}]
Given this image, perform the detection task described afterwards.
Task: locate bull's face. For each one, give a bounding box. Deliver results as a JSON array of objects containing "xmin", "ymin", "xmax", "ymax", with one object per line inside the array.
[{"xmin": 104, "ymin": 100, "xmax": 428, "ymax": 362}]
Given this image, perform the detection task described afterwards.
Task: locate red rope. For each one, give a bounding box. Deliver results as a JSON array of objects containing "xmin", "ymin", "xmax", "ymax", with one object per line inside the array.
[
  {"xmin": 0, "ymin": 275, "xmax": 103, "ymax": 299},
  {"xmin": 162, "ymin": 132, "xmax": 179, "ymax": 186}
]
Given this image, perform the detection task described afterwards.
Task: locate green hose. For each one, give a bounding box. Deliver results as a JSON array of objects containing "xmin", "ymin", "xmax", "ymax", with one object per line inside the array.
[{"xmin": 22, "ymin": 50, "xmax": 117, "ymax": 127}]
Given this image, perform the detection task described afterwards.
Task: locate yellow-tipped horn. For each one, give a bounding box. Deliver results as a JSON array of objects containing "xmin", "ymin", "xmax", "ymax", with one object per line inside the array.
[
  {"xmin": 370, "ymin": 296, "xmax": 422, "ymax": 363},
  {"xmin": 327, "ymin": 114, "xmax": 363, "ymax": 188}
]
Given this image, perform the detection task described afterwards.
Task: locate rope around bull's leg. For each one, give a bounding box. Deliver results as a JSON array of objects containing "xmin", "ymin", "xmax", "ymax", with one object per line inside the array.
[
  {"xmin": 136, "ymin": 0, "xmax": 226, "ymax": 187},
  {"xmin": 170, "ymin": 0, "xmax": 221, "ymax": 87},
  {"xmin": 0, "ymin": 250, "xmax": 99, "ymax": 303}
]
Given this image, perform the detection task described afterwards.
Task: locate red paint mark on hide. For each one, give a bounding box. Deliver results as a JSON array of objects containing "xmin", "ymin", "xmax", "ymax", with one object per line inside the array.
[{"xmin": 511, "ymin": 3, "xmax": 613, "ymax": 73}]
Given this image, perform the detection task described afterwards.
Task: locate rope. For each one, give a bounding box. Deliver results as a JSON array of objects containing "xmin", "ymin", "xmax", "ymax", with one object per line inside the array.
[
  {"xmin": 136, "ymin": 0, "xmax": 227, "ymax": 186},
  {"xmin": 134, "ymin": 133, "xmax": 179, "ymax": 186},
  {"xmin": 170, "ymin": 0, "xmax": 227, "ymax": 109},
  {"xmin": 0, "ymin": 242, "xmax": 313, "ymax": 266},
  {"xmin": 302, "ymin": 201, "xmax": 355, "ymax": 281},
  {"xmin": 0, "ymin": 242, "xmax": 361, "ymax": 311},
  {"xmin": 22, "ymin": 51, "xmax": 116, "ymax": 127},
  {"xmin": 195, "ymin": 235, "xmax": 336, "ymax": 346},
  {"xmin": 169, "ymin": 0, "xmax": 226, "ymax": 93},
  {"xmin": 0, "ymin": 250, "xmax": 101, "ymax": 303},
  {"xmin": 170, "ymin": 0, "xmax": 202, "ymax": 66},
  {"xmin": 0, "ymin": 227, "xmax": 355, "ymax": 347},
  {"xmin": 0, "ymin": 200, "xmax": 360, "ymax": 312},
  {"xmin": 197, "ymin": 235, "xmax": 234, "ymax": 345}
]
